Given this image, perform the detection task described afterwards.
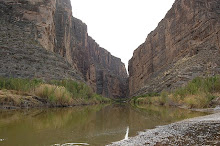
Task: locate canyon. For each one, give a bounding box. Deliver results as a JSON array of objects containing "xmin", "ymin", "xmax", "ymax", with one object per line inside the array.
[
  {"xmin": 0, "ymin": 0, "xmax": 127, "ymax": 98},
  {"xmin": 0, "ymin": 0, "xmax": 220, "ymax": 99},
  {"xmin": 1, "ymin": 0, "xmax": 220, "ymax": 145},
  {"xmin": 129, "ymin": 0, "xmax": 220, "ymax": 97}
]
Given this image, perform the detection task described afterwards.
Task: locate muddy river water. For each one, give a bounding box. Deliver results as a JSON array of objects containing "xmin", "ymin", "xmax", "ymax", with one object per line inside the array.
[{"xmin": 0, "ymin": 104, "xmax": 206, "ymax": 146}]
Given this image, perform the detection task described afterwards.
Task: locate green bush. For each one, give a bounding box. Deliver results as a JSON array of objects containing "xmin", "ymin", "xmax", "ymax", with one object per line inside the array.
[
  {"xmin": 159, "ymin": 91, "xmax": 168, "ymax": 105},
  {"xmin": 132, "ymin": 75, "xmax": 220, "ymax": 108},
  {"xmin": 49, "ymin": 80, "xmax": 93, "ymax": 99},
  {"xmin": 93, "ymin": 94, "xmax": 111, "ymax": 102},
  {"xmin": 131, "ymin": 92, "xmax": 160, "ymax": 104},
  {"xmin": 0, "ymin": 77, "xmax": 111, "ymax": 105},
  {"xmin": 0, "ymin": 77, "xmax": 43, "ymax": 92},
  {"xmin": 174, "ymin": 76, "xmax": 220, "ymax": 97},
  {"xmin": 136, "ymin": 92, "xmax": 160, "ymax": 98}
]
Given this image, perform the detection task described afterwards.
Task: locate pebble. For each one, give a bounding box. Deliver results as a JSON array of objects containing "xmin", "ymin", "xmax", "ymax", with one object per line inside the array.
[{"xmin": 107, "ymin": 113, "xmax": 220, "ymax": 146}]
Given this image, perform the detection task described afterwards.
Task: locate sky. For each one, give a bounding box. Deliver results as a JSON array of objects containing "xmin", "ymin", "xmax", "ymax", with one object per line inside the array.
[{"xmin": 70, "ymin": 0, "xmax": 175, "ymax": 70}]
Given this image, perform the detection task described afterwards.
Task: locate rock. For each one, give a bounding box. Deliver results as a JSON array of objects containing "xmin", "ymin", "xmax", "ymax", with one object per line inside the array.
[
  {"xmin": 0, "ymin": 0, "xmax": 128, "ymax": 98},
  {"xmin": 108, "ymin": 113, "xmax": 220, "ymax": 146},
  {"xmin": 87, "ymin": 37, "xmax": 128, "ymax": 98},
  {"xmin": 213, "ymin": 97, "xmax": 220, "ymax": 106},
  {"xmin": 128, "ymin": 0, "xmax": 220, "ymax": 97}
]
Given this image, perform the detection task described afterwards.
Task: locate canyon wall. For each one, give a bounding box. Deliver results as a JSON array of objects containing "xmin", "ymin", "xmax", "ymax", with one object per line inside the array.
[
  {"xmin": 0, "ymin": 0, "xmax": 128, "ymax": 98},
  {"xmin": 87, "ymin": 36, "xmax": 128, "ymax": 98},
  {"xmin": 129, "ymin": 0, "xmax": 220, "ymax": 97}
]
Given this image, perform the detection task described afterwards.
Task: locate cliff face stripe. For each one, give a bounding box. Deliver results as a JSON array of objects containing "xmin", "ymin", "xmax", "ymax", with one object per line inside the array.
[
  {"xmin": 0, "ymin": 0, "xmax": 128, "ymax": 98},
  {"xmin": 128, "ymin": 0, "xmax": 220, "ymax": 97}
]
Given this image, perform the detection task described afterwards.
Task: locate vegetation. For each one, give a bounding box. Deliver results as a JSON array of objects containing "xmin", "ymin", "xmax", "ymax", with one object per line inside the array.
[
  {"xmin": 130, "ymin": 92, "xmax": 160, "ymax": 104},
  {"xmin": 0, "ymin": 77, "xmax": 111, "ymax": 107},
  {"xmin": 48, "ymin": 80, "xmax": 93, "ymax": 99},
  {"xmin": 34, "ymin": 84, "xmax": 73, "ymax": 106},
  {"xmin": 131, "ymin": 76, "xmax": 220, "ymax": 108},
  {"xmin": 0, "ymin": 77, "xmax": 43, "ymax": 92}
]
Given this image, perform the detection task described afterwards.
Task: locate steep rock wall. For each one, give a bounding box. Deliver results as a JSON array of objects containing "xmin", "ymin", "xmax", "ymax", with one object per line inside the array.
[
  {"xmin": 0, "ymin": 0, "xmax": 128, "ymax": 98},
  {"xmin": 129, "ymin": 0, "xmax": 220, "ymax": 97},
  {"xmin": 0, "ymin": 0, "xmax": 83, "ymax": 81},
  {"xmin": 87, "ymin": 37, "xmax": 128, "ymax": 98}
]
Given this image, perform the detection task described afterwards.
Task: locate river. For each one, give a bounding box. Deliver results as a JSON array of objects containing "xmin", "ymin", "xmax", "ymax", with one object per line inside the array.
[{"xmin": 0, "ymin": 104, "xmax": 206, "ymax": 146}]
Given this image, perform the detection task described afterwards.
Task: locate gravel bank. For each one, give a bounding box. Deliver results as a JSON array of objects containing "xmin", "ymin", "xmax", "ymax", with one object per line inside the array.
[{"xmin": 108, "ymin": 112, "xmax": 220, "ymax": 145}]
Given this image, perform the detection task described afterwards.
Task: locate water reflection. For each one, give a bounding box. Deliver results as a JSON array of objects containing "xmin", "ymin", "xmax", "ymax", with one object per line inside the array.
[
  {"xmin": 53, "ymin": 143, "xmax": 89, "ymax": 146},
  {"xmin": 124, "ymin": 126, "xmax": 129, "ymax": 140},
  {"xmin": 0, "ymin": 104, "xmax": 206, "ymax": 146}
]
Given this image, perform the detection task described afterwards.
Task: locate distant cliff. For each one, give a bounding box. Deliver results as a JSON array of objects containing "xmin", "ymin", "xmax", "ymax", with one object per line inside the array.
[
  {"xmin": 129, "ymin": 0, "xmax": 220, "ymax": 97},
  {"xmin": 0, "ymin": 0, "xmax": 128, "ymax": 98},
  {"xmin": 87, "ymin": 37, "xmax": 128, "ymax": 98}
]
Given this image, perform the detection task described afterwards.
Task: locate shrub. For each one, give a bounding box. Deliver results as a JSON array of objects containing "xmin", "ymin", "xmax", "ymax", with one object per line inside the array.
[
  {"xmin": 133, "ymin": 75, "xmax": 220, "ymax": 108},
  {"xmin": 136, "ymin": 97, "xmax": 153, "ymax": 104},
  {"xmin": 92, "ymin": 94, "xmax": 111, "ymax": 103},
  {"xmin": 155, "ymin": 91, "xmax": 168, "ymax": 105},
  {"xmin": 34, "ymin": 84, "xmax": 72, "ymax": 105},
  {"xmin": 174, "ymin": 76, "xmax": 220, "ymax": 98},
  {"xmin": 183, "ymin": 95, "xmax": 198, "ymax": 108},
  {"xmin": 0, "ymin": 77, "xmax": 111, "ymax": 105},
  {"xmin": 0, "ymin": 77, "xmax": 43, "ymax": 92},
  {"xmin": 183, "ymin": 93, "xmax": 210, "ymax": 108},
  {"xmin": 49, "ymin": 80, "xmax": 93, "ymax": 99},
  {"xmin": 131, "ymin": 92, "xmax": 160, "ymax": 104}
]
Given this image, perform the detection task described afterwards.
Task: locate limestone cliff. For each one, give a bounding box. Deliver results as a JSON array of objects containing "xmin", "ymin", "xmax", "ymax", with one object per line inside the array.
[
  {"xmin": 87, "ymin": 37, "xmax": 128, "ymax": 98},
  {"xmin": 0, "ymin": 0, "xmax": 128, "ymax": 98},
  {"xmin": 129, "ymin": 0, "xmax": 220, "ymax": 97}
]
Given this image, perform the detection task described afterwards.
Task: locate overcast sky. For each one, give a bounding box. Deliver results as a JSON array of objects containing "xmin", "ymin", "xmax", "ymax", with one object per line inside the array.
[{"xmin": 70, "ymin": 0, "xmax": 175, "ymax": 70}]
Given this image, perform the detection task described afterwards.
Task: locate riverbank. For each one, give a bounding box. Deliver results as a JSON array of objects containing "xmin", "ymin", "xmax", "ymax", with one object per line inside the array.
[
  {"xmin": 131, "ymin": 76, "xmax": 220, "ymax": 109},
  {"xmin": 108, "ymin": 111, "xmax": 220, "ymax": 145},
  {"xmin": 0, "ymin": 78, "xmax": 111, "ymax": 109},
  {"xmin": 0, "ymin": 89, "xmax": 110, "ymax": 109}
]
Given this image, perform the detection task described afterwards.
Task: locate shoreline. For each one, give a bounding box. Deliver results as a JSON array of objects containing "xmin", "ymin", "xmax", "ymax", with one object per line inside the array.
[
  {"xmin": 107, "ymin": 111, "xmax": 220, "ymax": 146},
  {"xmin": 0, "ymin": 89, "xmax": 110, "ymax": 109}
]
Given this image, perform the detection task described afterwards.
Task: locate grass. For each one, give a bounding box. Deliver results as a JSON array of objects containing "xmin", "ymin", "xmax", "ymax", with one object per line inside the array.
[
  {"xmin": 0, "ymin": 77, "xmax": 43, "ymax": 92},
  {"xmin": 34, "ymin": 84, "xmax": 72, "ymax": 106},
  {"xmin": 0, "ymin": 77, "xmax": 111, "ymax": 107},
  {"xmin": 130, "ymin": 92, "xmax": 160, "ymax": 104},
  {"xmin": 132, "ymin": 75, "xmax": 220, "ymax": 108},
  {"xmin": 49, "ymin": 80, "xmax": 93, "ymax": 99}
]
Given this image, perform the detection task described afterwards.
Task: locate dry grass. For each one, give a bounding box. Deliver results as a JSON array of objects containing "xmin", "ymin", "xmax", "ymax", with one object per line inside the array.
[
  {"xmin": 135, "ymin": 92, "xmax": 216, "ymax": 109},
  {"xmin": 34, "ymin": 84, "xmax": 73, "ymax": 106},
  {"xmin": 0, "ymin": 90, "xmax": 28, "ymax": 107},
  {"xmin": 0, "ymin": 78, "xmax": 111, "ymax": 107},
  {"xmin": 183, "ymin": 93, "xmax": 209, "ymax": 108},
  {"xmin": 133, "ymin": 76, "xmax": 220, "ymax": 108},
  {"xmin": 0, "ymin": 88, "xmax": 110, "ymax": 108},
  {"xmin": 34, "ymin": 84, "xmax": 111, "ymax": 106},
  {"xmin": 0, "ymin": 89, "xmax": 46, "ymax": 108}
]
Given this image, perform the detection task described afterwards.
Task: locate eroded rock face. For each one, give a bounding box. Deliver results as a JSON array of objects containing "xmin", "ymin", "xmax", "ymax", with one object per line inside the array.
[
  {"xmin": 0, "ymin": 0, "xmax": 128, "ymax": 98},
  {"xmin": 0, "ymin": 0, "xmax": 83, "ymax": 81},
  {"xmin": 87, "ymin": 37, "xmax": 128, "ymax": 98},
  {"xmin": 129, "ymin": 0, "xmax": 220, "ymax": 97}
]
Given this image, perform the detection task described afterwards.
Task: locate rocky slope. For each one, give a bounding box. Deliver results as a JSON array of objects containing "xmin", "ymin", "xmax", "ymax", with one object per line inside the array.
[
  {"xmin": 0, "ymin": 0, "xmax": 128, "ymax": 98},
  {"xmin": 129, "ymin": 0, "xmax": 220, "ymax": 97}
]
